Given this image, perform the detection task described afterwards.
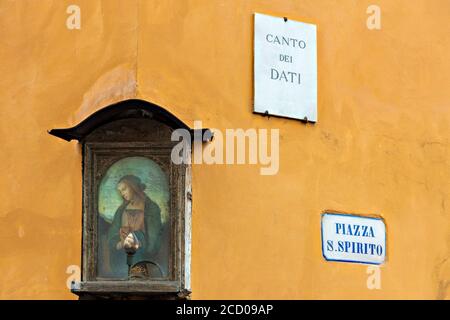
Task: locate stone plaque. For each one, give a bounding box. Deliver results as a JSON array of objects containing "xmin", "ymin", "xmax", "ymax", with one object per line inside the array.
[{"xmin": 254, "ymin": 13, "xmax": 317, "ymax": 122}]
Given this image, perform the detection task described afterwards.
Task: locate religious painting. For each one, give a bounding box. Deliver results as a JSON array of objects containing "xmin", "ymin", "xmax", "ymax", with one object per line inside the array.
[{"xmin": 97, "ymin": 156, "xmax": 170, "ymax": 280}]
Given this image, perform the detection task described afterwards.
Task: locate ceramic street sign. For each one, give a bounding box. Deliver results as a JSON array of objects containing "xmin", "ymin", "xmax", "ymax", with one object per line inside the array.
[{"xmin": 321, "ymin": 213, "xmax": 386, "ymax": 265}]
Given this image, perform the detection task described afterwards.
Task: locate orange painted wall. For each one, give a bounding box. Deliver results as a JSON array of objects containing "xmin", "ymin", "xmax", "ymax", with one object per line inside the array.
[{"xmin": 0, "ymin": 0, "xmax": 449, "ymax": 299}]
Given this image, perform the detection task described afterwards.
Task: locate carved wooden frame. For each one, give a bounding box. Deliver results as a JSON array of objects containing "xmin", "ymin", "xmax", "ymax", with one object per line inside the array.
[{"xmin": 77, "ymin": 143, "xmax": 191, "ymax": 298}]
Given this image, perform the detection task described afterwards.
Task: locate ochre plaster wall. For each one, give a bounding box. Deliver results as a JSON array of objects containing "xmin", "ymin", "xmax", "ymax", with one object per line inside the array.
[{"xmin": 0, "ymin": 0, "xmax": 448, "ymax": 299}]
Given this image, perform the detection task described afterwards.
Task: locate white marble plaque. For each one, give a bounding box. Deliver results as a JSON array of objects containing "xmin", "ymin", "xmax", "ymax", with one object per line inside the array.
[{"xmin": 254, "ymin": 13, "xmax": 317, "ymax": 122}]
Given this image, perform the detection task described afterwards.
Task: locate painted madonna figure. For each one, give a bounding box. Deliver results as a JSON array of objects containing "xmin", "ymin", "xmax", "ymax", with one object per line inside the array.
[{"xmin": 107, "ymin": 175, "xmax": 163, "ymax": 277}]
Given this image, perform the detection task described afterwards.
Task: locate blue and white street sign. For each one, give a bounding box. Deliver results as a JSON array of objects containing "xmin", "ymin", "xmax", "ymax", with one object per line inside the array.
[{"xmin": 321, "ymin": 213, "xmax": 386, "ymax": 265}]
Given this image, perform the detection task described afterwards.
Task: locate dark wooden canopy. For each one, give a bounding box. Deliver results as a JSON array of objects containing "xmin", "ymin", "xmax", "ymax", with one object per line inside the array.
[{"xmin": 48, "ymin": 99, "xmax": 209, "ymax": 142}]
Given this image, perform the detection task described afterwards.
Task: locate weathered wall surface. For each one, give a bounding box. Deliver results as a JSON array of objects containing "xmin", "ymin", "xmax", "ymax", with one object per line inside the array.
[{"xmin": 0, "ymin": 0, "xmax": 448, "ymax": 299}]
